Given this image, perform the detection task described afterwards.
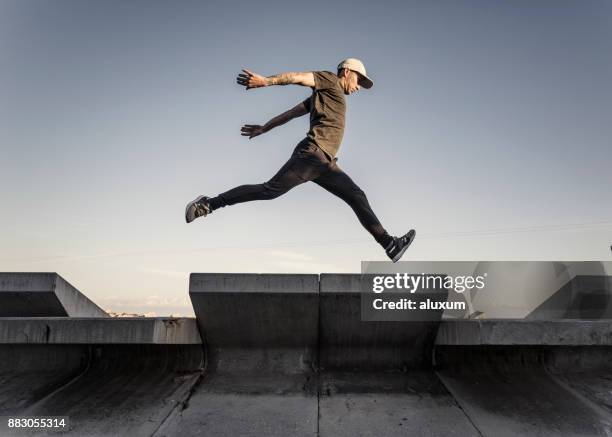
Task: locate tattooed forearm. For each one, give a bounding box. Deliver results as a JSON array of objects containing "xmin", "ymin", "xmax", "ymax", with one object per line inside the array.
[{"xmin": 265, "ymin": 72, "xmax": 300, "ymax": 86}]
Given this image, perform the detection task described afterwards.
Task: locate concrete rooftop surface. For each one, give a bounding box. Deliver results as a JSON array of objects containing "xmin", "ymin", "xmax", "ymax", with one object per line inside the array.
[{"xmin": 1, "ymin": 271, "xmax": 612, "ymax": 436}]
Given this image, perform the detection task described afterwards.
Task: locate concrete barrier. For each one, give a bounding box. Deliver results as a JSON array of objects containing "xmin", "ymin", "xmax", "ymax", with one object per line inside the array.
[
  {"xmin": 319, "ymin": 274, "xmax": 445, "ymax": 370},
  {"xmin": 189, "ymin": 273, "xmax": 319, "ymax": 374},
  {"xmin": 0, "ymin": 317, "xmax": 201, "ymax": 344},
  {"xmin": 183, "ymin": 274, "xmax": 612, "ymax": 437},
  {"xmin": 435, "ymin": 320, "xmax": 612, "ymax": 437},
  {"xmin": 189, "ymin": 273, "xmax": 447, "ymax": 371},
  {"xmin": 0, "ymin": 317, "xmax": 203, "ymax": 437},
  {"xmin": 171, "ymin": 274, "xmax": 320, "ymax": 437},
  {"xmin": 316, "ymin": 274, "xmax": 479, "ymax": 437},
  {"xmin": 436, "ymin": 319, "xmax": 612, "ymax": 346},
  {"xmin": 177, "ymin": 273, "xmax": 471, "ymax": 437},
  {"xmin": 2, "ymin": 273, "xmax": 612, "ymax": 436},
  {"xmin": 0, "ymin": 273, "xmax": 107, "ymax": 317}
]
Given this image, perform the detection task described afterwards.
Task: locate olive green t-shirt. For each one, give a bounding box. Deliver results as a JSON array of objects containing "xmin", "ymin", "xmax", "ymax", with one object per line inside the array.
[{"xmin": 301, "ymin": 71, "xmax": 346, "ymax": 159}]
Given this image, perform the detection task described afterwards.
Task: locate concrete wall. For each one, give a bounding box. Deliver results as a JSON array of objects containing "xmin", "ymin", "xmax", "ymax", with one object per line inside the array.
[
  {"xmin": 0, "ymin": 317, "xmax": 203, "ymax": 436},
  {"xmin": 0, "ymin": 273, "xmax": 108, "ymax": 317}
]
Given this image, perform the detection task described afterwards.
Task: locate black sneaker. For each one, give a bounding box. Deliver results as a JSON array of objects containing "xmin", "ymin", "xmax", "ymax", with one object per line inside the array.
[
  {"xmin": 385, "ymin": 229, "xmax": 416, "ymax": 262},
  {"xmin": 185, "ymin": 195, "xmax": 212, "ymax": 223}
]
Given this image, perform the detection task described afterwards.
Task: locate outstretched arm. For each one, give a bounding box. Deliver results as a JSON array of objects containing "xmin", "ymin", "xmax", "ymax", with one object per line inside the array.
[
  {"xmin": 241, "ymin": 99, "xmax": 310, "ymax": 139},
  {"xmin": 237, "ymin": 69, "xmax": 315, "ymax": 90}
]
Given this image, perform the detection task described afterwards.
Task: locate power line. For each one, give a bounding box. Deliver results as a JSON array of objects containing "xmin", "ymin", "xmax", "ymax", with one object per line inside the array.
[{"xmin": 3, "ymin": 220, "xmax": 612, "ymax": 265}]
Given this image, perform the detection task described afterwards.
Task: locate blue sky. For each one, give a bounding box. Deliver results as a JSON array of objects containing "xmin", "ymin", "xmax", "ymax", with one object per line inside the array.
[{"xmin": 1, "ymin": 0, "xmax": 611, "ymax": 315}]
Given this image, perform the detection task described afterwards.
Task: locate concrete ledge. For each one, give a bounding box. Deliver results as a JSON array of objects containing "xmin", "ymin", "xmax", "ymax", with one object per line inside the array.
[
  {"xmin": 320, "ymin": 273, "xmax": 452, "ymax": 295},
  {"xmin": 190, "ymin": 274, "xmax": 319, "ymax": 374},
  {"xmin": 0, "ymin": 317, "xmax": 202, "ymax": 344},
  {"xmin": 435, "ymin": 320, "xmax": 612, "ymax": 346},
  {"xmin": 189, "ymin": 274, "xmax": 319, "ymax": 348},
  {"xmin": 0, "ymin": 273, "xmax": 108, "ymax": 317},
  {"xmin": 320, "ymin": 274, "xmax": 443, "ymax": 370},
  {"xmin": 0, "ymin": 343, "xmax": 204, "ymax": 431},
  {"xmin": 190, "ymin": 273, "xmax": 319, "ymax": 293}
]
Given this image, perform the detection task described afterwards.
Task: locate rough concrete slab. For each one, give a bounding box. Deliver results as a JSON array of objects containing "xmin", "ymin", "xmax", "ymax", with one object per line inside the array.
[
  {"xmin": 155, "ymin": 371, "xmax": 317, "ymax": 437},
  {"xmin": 155, "ymin": 392, "xmax": 317, "ymax": 437},
  {"xmin": 436, "ymin": 320, "xmax": 612, "ymax": 346},
  {"xmin": 152, "ymin": 368, "xmax": 318, "ymax": 436},
  {"xmin": 318, "ymin": 371, "xmax": 480, "ymax": 437},
  {"xmin": 0, "ymin": 344, "xmax": 87, "ymax": 414},
  {"xmin": 17, "ymin": 345, "xmax": 203, "ymax": 437},
  {"xmin": 551, "ymin": 370, "xmax": 612, "ymax": 418},
  {"xmin": 181, "ymin": 273, "xmax": 465, "ymax": 436},
  {"xmin": 438, "ymin": 369, "xmax": 611, "ymax": 436},
  {"xmin": 190, "ymin": 273, "xmax": 319, "ymax": 293},
  {"xmin": 0, "ymin": 317, "xmax": 201, "ymax": 344},
  {"xmin": 0, "ymin": 273, "xmax": 107, "ymax": 317},
  {"xmin": 320, "ymin": 274, "xmax": 443, "ymax": 370},
  {"xmin": 170, "ymin": 274, "xmax": 320, "ymax": 437},
  {"xmin": 435, "ymin": 346, "xmax": 612, "ymax": 437},
  {"xmin": 0, "ymin": 317, "xmax": 204, "ymax": 436},
  {"xmin": 189, "ymin": 273, "xmax": 319, "ymax": 373},
  {"xmin": 5, "ymin": 274, "xmax": 612, "ymax": 436},
  {"xmin": 544, "ymin": 347, "xmax": 612, "ymax": 419},
  {"xmin": 0, "ymin": 343, "xmax": 203, "ymax": 436}
]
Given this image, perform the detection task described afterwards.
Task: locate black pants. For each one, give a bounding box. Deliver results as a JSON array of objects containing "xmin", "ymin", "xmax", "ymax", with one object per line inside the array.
[{"xmin": 210, "ymin": 142, "xmax": 391, "ymax": 247}]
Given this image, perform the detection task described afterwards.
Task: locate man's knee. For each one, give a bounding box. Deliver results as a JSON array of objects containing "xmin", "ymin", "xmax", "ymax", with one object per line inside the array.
[
  {"xmin": 347, "ymin": 185, "xmax": 367, "ymax": 202},
  {"xmin": 261, "ymin": 181, "xmax": 288, "ymax": 200},
  {"xmin": 353, "ymin": 186, "xmax": 366, "ymax": 198}
]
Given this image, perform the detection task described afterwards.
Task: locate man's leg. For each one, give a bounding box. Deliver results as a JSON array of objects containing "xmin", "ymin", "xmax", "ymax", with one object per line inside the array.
[
  {"xmin": 208, "ymin": 146, "xmax": 325, "ymax": 210},
  {"xmin": 313, "ymin": 162, "xmax": 393, "ymax": 248}
]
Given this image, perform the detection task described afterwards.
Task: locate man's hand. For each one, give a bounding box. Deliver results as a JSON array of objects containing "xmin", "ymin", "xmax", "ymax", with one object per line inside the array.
[
  {"xmin": 241, "ymin": 124, "xmax": 265, "ymax": 139},
  {"xmin": 237, "ymin": 69, "xmax": 267, "ymax": 90}
]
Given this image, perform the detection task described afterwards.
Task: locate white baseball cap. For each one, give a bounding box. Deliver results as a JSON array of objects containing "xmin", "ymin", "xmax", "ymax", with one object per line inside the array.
[{"xmin": 337, "ymin": 58, "xmax": 373, "ymax": 89}]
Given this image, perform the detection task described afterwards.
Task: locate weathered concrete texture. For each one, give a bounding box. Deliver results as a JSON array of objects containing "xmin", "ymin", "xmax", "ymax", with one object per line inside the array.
[
  {"xmin": 154, "ymin": 364, "xmax": 319, "ymax": 436},
  {"xmin": 5, "ymin": 273, "xmax": 612, "ymax": 436},
  {"xmin": 154, "ymin": 368, "xmax": 318, "ymax": 436},
  {"xmin": 190, "ymin": 273, "xmax": 320, "ymax": 293},
  {"xmin": 22, "ymin": 345, "xmax": 203, "ymax": 437},
  {"xmin": 189, "ymin": 273, "xmax": 319, "ymax": 372},
  {"xmin": 176, "ymin": 273, "xmax": 461, "ymax": 437},
  {"xmin": 438, "ymin": 369, "xmax": 609, "ymax": 436},
  {"xmin": 540, "ymin": 347, "xmax": 612, "ymax": 421},
  {"xmin": 0, "ymin": 273, "xmax": 107, "ymax": 317},
  {"xmin": 320, "ymin": 274, "xmax": 444, "ymax": 370},
  {"xmin": 318, "ymin": 371, "xmax": 480, "ymax": 437},
  {"xmin": 435, "ymin": 323, "xmax": 612, "ymax": 436},
  {"xmin": 0, "ymin": 344, "xmax": 87, "ymax": 414},
  {"xmin": 435, "ymin": 346, "xmax": 612, "ymax": 437},
  {"xmin": 0, "ymin": 317, "xmax": 201, "ymax": 344},
  {"xmin": 435, "ymin": 320, "xmax": 612, "ymax": 346},
  {"xmin": 0, "ymin": 318, "xmax": 204, "ymax": 437},
  {"xmin": 182, "ymin": 274, "xmax": 319, "ymax": 436},
  {"xmin": 316, "ymin": 272, "xmax": 468, "ymax": 436},
  {"xmin": 156, "ymin": 391, "xmax": 317, "ymax": 437}
]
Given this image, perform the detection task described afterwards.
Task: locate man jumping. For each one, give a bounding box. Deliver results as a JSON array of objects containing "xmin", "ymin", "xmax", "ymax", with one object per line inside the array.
[{"xmin": 185, "ymin": 58, "xmax": 415, "ymax": 262}]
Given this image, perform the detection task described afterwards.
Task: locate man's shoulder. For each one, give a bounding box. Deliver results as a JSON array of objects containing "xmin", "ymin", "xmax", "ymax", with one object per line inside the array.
[
  {"xmin": 316, "ymin": 70, "xmax": 337, "ymax": 78},
  {"xmin": 313, "ymin": 71, "xmax": 340, "ymax": 90}
]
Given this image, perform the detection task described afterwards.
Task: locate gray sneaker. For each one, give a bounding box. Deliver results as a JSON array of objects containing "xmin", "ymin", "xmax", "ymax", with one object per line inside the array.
[
  {"xmin": 185, "ymin": 195, "xmax": 212, "ymax": 223},
  {"xmin": 385, "ymin": 229, "xmax": 416, "ymax": 263}
]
